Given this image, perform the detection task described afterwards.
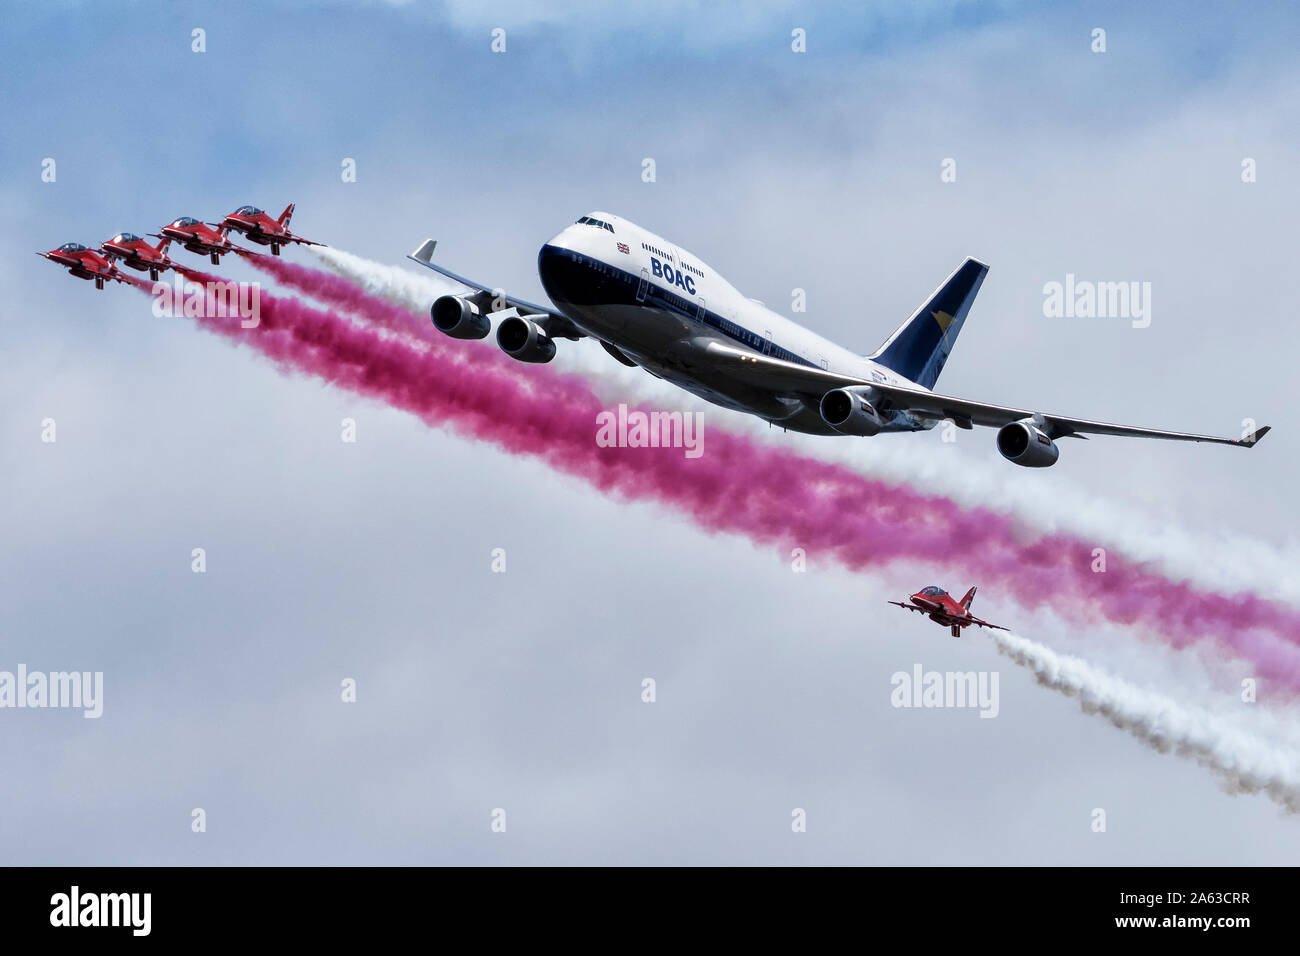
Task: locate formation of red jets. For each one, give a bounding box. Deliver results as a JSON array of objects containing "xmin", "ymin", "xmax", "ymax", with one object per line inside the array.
[{"xmin": 39, "ymin": 202, "xmax": 323, "ymax": 290}]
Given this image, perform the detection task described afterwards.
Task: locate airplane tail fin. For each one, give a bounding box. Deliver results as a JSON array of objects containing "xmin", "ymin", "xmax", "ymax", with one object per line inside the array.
[
  {"xmin": 869, "ymin": 257, "xmax": 988, "ymax": 389},
  {"xmin": 157, "ymin": 236, "xmax": 172, "ymax": 256},
  {"xmin": 277, "ymin": 203, "xmax": 295, "ymax": 227},
  {"xmin": 960, "ymin": 586, "xmax": 977, "ymax": 610}
]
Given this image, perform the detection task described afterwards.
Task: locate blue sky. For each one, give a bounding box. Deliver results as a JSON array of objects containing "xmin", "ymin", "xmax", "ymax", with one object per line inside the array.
[{"xmin": 2, "ymin": 0, "xmax": 1299, "ymax": 864}]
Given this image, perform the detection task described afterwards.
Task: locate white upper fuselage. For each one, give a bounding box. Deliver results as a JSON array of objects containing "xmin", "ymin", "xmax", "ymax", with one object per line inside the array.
[{"xmin": 536, "ymin": 211, "xmax": 927, "ymax": 433}]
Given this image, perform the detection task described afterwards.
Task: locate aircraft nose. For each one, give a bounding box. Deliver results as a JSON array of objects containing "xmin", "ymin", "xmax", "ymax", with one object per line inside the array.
[
  {"xmin": 538, "ymin": 230, "xmax": 597, "ymax": 306},
  {"xmin": 543, "ymin": 224, "xmax": 581, "ymax": 250}
]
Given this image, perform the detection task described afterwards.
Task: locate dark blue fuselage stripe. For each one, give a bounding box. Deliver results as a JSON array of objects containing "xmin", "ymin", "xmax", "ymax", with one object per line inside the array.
[{"xmin": 543, "ymin": 246, "xmax": 823, "ymax": 371}]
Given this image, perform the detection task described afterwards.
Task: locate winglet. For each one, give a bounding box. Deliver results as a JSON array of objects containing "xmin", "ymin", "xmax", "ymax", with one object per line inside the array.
[
  {"xmin": 1237, "ymin": 425, "xmax": 1271, "ymax": 448},
  {"xmin": 411, "ymin": 239, "xmax": 437, "ymax": 263}
]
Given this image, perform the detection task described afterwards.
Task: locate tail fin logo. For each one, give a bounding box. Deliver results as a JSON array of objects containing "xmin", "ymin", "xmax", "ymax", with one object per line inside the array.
[{"xmin": 931, "ymin": 309, "xmax": 956, "ymax": 345}]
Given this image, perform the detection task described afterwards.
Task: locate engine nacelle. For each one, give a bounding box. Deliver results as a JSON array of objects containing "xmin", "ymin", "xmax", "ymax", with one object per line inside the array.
[
  {"xmin": 431, "ymin": 294, "xmax": 490, "ymax": 340},
  {"xmin": 496, "ymin": 316, "xmax": 557, "ymax": 364},
  {"xmin": 996, "ymin": 419, "xmax": 1060, "ymax": 467},
  {"xmin": 819, "ymin": 387, "xmax": 887, "ymax": 436}
]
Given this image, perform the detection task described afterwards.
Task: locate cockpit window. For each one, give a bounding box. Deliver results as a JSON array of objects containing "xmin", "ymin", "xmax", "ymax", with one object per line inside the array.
[
  {"xmin": 58, "ymin": 242, "xmax": 86, "ymax": 253},
  {"xmin": 114, "ymin": 232, "xmax": 139, "ymax": 243},
  {"xmin": 921, "ymin": 586, "xmax": 947, "ymax": 597},
  {"xmin": 236, "ymin": 205, "xmax": 262, "ymax": 216},
  {"xmin": 576, "ymin": 216, "xmax": 615, "ymax": 233}
]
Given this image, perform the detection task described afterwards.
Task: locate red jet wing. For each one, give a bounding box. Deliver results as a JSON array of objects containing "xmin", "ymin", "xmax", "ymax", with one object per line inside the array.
[
  {"xmin": 888, "ymin": 601, "xmax": 927, "ymax": 614},
  {"xmin": 965, "ymin": 616, "xmax": 1010, "ymax": 632}
]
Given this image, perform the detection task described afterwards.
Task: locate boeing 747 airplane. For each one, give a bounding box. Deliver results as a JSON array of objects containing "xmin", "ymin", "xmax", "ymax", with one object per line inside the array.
[{"xmin": 409, "ymin": 213, "xmax": 1268, "ymax": 467}]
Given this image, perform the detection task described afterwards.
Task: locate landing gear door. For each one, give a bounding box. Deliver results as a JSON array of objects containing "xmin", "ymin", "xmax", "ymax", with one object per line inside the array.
[{"xmin": 636, "ymin": 269, "xmax": 649, "ymax": 303}]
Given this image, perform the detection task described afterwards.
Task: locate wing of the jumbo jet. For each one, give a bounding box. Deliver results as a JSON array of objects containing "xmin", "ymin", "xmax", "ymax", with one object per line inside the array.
[
  {"xmin": 698, "ymin": 339, "xmax": 1268, "ymax": 449},
  {"xmin": 407, "ymin": 239, "xmax": 585, "ymax": 340}
]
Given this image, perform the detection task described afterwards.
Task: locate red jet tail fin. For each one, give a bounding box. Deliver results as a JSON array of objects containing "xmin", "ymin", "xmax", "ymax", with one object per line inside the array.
[
  {"xmin": 277, "ymin": 202, "xmax": 295, "ymax": 227},
  {"xmin": 960, "ymin": 586, "xmax": 977, "ymax": 610},
  {"xmin": 157, "ymin": 236, "xmax": 172, "ymax": 256}
]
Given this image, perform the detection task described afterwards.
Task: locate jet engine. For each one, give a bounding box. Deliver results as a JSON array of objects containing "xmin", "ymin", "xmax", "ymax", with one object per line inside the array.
[
  {"xmin": 996, "ymin": 418, "xmax": 1060, "ymax": 467},
  {"xmin": 431, "ymin": 294, "xmax": 490, "ymax": 340},
  {"xmin": 496, "ymin": 316, "xmax": 557, "ymax": 364},
  {"xmin": 819, "ymin": 387, "xmax": 887, "ymax": 436}
]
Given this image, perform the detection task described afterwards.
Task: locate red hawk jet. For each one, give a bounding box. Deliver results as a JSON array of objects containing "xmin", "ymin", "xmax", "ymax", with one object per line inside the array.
[
  {"xmin": 37, "ymin": 242, "xmax": 130, "ymax": 290},
  {"xmin": 889, "ymin": 585, "xmax": 1009, "ymax": 638},
  {"xmin": 99, "ymin": 232, "xmax": 183, "ymax": 282},
  {"xmin": 219, "ymin": 203, "xmax": 322, "ymax": 255},
  {"xmin": 155, "ymin": 216, "xmax": 240, "ymax": 265}
]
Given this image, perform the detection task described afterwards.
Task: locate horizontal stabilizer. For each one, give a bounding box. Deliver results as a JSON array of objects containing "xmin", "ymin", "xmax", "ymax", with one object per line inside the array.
[{"xmin": 1237, "ymin": 425, "xmax": 1271, "ymax": 448}]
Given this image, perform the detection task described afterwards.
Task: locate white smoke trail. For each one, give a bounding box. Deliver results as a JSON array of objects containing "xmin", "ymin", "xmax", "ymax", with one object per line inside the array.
[
  {"xmin": 307, "ymin": 246, "xmax": 1300, "ymax": 604},
  {"xmin": 988, "ymin": 629, "xmax": 1300, "ymax": 812},
  {"xmin": 310, "ymin": 246, "xmax": 463, "ymax": 314}
]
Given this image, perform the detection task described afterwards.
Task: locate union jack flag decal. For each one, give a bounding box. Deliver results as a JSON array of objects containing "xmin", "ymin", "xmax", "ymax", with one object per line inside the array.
[{"xmin": 617, "ymin": 242, "xmax": 630, "ymax": 254}]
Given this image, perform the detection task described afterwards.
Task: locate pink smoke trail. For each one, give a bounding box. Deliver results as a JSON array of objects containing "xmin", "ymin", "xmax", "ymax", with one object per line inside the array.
[
  {"xmin": 246, "ymin": 253, "xmax": 451, "ymax": 351},
  {"xmin": 162, "ymin": 273, "xmax": 1300, "ymax": 692}
]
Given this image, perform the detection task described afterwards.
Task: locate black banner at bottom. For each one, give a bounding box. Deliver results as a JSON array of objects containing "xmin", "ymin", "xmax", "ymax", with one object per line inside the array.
[{"xmin": 0, "ymin": 866, "xmax": 1281, "ymax": 942}]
